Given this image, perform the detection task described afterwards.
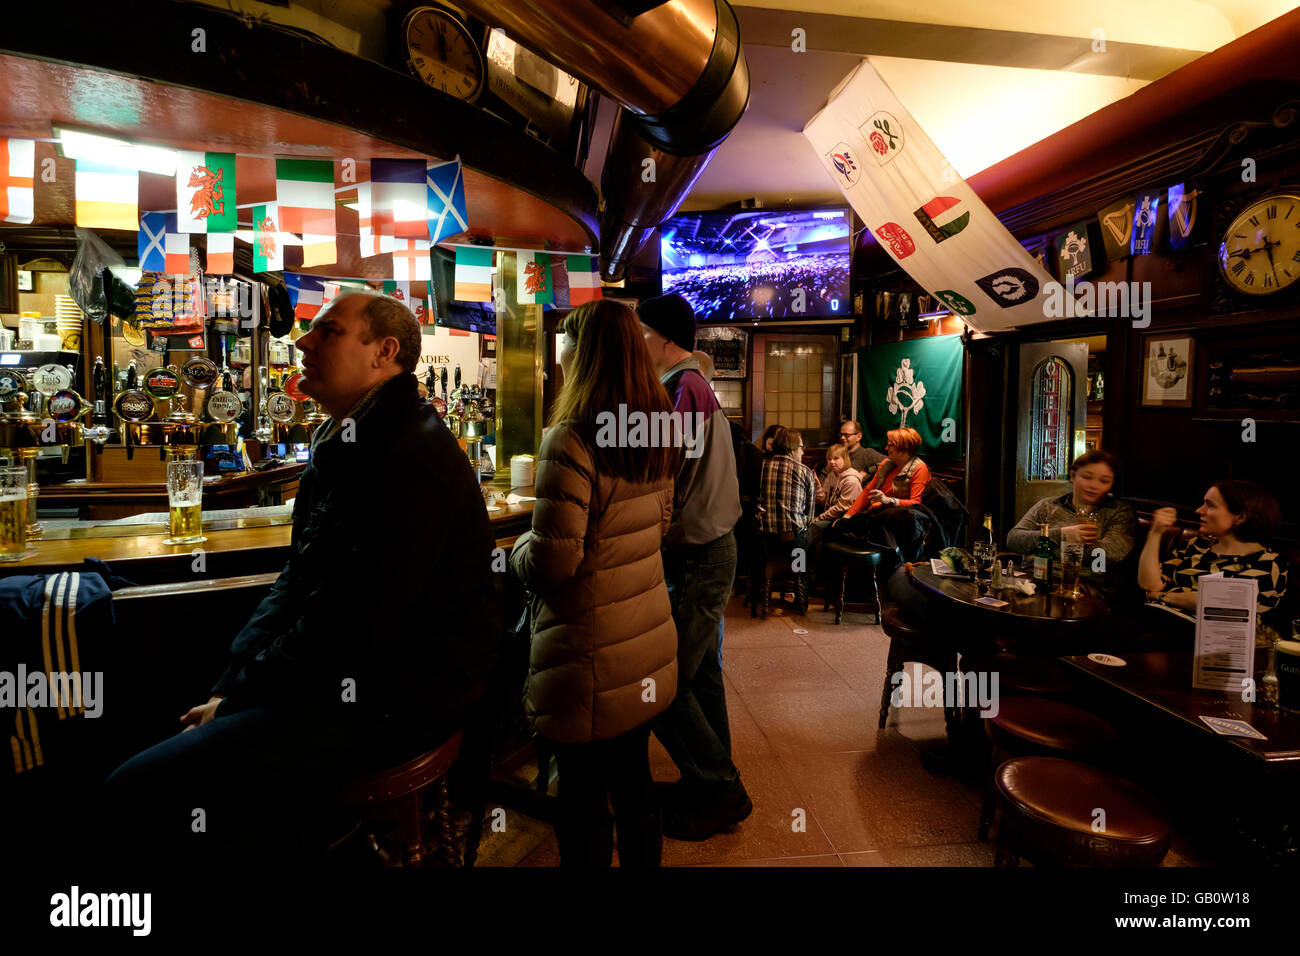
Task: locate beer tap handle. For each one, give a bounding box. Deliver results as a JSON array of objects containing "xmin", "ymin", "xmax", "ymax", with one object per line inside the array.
[
  {"xmin": 441, "ymin": 364, "xmax": 448, "ymax": 399},
  {"xmin": 455, "ymin": 363, "xmax": 461, "ymax": 389}
]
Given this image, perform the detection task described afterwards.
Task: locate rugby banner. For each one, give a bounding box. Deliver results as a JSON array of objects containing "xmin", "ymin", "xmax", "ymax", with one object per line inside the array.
[{"xmin": 803, "ymin": 59, "xmax": 1060, "ymax": 333}]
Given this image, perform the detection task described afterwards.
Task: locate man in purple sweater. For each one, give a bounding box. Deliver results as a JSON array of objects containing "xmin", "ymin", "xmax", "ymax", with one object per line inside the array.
[{"xmin": 638, "ymin": 293, "xmax": 749, "ymax": 840}]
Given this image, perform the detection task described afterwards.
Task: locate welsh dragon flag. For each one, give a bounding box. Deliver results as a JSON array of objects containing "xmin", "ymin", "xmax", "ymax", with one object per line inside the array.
[{"xmin": 175, "ymin": 151, "xmax": 236, "ymax": 233}]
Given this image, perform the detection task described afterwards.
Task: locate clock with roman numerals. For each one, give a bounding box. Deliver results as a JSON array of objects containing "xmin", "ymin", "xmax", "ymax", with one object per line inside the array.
[
  {"xmin": 401, "ymin": 5, "xmax": 485, "ymax": 102},
  {"xmin": 1217, "ymin": 192, "xmax": 1300, "ymax": 296}
]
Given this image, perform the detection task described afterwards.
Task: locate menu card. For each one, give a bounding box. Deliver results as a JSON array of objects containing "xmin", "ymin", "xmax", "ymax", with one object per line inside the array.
[{"xmin": 1193, "ymin": 574, "xmax": 1257, "ymax": 692}]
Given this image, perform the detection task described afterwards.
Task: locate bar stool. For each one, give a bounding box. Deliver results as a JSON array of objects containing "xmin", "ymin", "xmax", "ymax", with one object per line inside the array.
[
  {"xmin": 878, "ymin": 603, "xmax": 959, "ymax": 738},
  {"xmin": 979, "ymin": 698, "xmax": 1117, "ymax": 841},
  {"xmin": 992, "ymin": 756, "xmax": 1172, "ymax": 866},
  {"xmin": 337, "ymin": 731, "xmax": 467, "ymax": 867},
  {"xmin": 749, "ymin": 534, "xmax": 808, "ymax": 618},
  {"xmin": 822, "ymin": 539, "xmax": 887, "ymax": 624}
]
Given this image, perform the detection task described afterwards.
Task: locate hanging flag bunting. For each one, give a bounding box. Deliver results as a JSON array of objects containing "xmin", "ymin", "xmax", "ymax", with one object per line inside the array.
[
  {"xmin": 322, "ymin": 281, "xmax": 341, "ymax": 307},
  {"xmin": 206, "ymin": 233, "xmax": 234, "ymax": 275},
  {"xmin": 1, "ymin": 138, "xmax": 35, "ymax": 224},
  {"xmin": 803, "ymin": 60, "xmax": 1058, "ymax": 332},
  {"xmin": 74, "ymin": 159, "xmax": 138, "ymax": 231},
  {"xmin": 161, "ymin": 213, "xmax": 190, "ymax": 275},
  {"xmin": 426, "ymin": 156, "xmax": 468, "ymax": 244},
  {"xmin": 1052, "ymin": 219, "xmax": 1096, "ymax": 281},
  {"xmin": 300, "ymin": 235, "xmax": 336, "ymax": 268},
  {"xmin": 284, "ymin": 273, "xmax": 325, "ymax": 321},
  {"xmin": 391, "ymin": 238, "xmax": 431, "ymax": 281},
  {"xmin": 566, "ymin": 254, "xmax": 602, "ymax": 305},
  {"xmin": 517, "ymin": 251, "xmax": 554, "ymax": 305},
  {"xmin": 252, "ymin": 203, "xmax": 284, "ymax": 273},
  {"xmin": 175, "ymin": 151, "xmax": 236, "ymax": 233},
  {"xmin": 1166, "ymin": 183, "xmax": 1202, "ymax": 251},
  {"xmin": 138, "ymin": 212, "xmax": 167, "ymax": 272},
  {"xmin": 275, "ymin": 157, "xmax": 336, "ymax": 238},
  {"xmin": 455, "ymin": 246, "xmax": 494, "ymax": 302},
  {"xmin": 382, "ymin": 279, "xmax": 411, "ymax": 305},
  {"xmin": 1097, "ymin": 197, "xmax": 1135, "ymax": 261},
  {"xmin": 371, "ymin": 158, "xmax": 428, "ymax": 238},
  {"xmin": 355, "ymin": 183, "xmax": 381, "ymax": 258},
  {"xmin": 1131, "ymin": 191, "xmax": 1161, "ymax": 256}
]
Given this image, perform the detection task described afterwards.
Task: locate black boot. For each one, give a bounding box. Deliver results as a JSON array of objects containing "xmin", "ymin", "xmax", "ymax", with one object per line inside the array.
[{"xmin": 615, "ymin": 808, "xmax": 663, "ymax": 867}]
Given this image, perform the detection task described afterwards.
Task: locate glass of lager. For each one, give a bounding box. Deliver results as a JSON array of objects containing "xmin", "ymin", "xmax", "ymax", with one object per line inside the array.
[
  {"xmin": 1, "ymin": 466, "xmax": 32, "ymax": 561},
  {"xmin": 164, "ymin": 459, "xmax": 207, "ymax": 545}
]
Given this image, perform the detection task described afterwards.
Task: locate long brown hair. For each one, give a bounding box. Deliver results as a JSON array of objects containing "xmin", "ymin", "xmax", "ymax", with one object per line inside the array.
[{"xmin": 550, "ymin": 299, "xmax": 680, "ymax": 482}]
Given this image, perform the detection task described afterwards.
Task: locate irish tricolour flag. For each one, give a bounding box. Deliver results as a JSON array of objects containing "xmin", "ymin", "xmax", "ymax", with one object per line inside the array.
[
  {"xmin": 454, "ymin": 247, "xmax": 493, "ymax": 302},
  {"xmin": 175, "ymin": 151, "xmax": 236, "ymax": 233},
  {"xmin": 276, "ymin": 158, "xmax": 336, "ymax": 265},
  {"xmin": 75, "ymin": 160, "xmax": 138, "ymax": 231},
  {"xmin": 1, "ymin": 138, "xmax": 35, "ymax": 224}
]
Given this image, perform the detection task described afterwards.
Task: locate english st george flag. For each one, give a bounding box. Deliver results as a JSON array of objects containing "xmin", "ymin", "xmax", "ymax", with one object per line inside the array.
[{"xmin": 1, "ymin": 138, "xmax": 35, "ymax": 224}]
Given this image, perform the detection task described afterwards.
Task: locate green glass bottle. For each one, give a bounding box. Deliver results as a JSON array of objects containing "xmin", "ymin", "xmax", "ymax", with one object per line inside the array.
[{"xmin": 1033, "ymin": 522, "xmax": 1054, "ymax": 592}]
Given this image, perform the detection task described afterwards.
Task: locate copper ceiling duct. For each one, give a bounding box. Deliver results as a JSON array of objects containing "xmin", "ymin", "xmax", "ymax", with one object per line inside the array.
[{"xmin": 455, "ymin": 0, "xmax": 750, "ymax": 280}]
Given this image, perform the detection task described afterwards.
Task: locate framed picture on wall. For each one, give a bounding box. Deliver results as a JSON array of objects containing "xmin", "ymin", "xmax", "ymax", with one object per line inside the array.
[{"xmin": 1141, "ymin": 334, "xmax": 1195, "ymax": 407}]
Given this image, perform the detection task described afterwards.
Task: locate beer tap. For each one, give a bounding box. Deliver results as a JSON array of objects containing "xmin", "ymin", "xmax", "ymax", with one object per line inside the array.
[
  {"xmin": 91, "ymin": 356, "xmax": 108, "ymax": 426},
  {"xmin": 440, "ymin": 364, "xmax": 448, "ymax": 401}
]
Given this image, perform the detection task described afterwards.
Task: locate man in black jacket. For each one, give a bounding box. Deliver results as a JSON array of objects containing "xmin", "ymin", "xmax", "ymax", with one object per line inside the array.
[{"xmin": 105, "ymin": 292, "xmax": 501, "ymax": 863}]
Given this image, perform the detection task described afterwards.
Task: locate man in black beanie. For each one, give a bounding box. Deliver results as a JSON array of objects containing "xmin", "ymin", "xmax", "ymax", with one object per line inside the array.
[{"xmin": 637, "ymin": 293, "xmax": 749, "ymax": 840}]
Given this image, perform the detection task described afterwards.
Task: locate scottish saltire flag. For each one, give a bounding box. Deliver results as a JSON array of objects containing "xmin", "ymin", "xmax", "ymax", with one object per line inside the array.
[
  {"xmin": 803, "ymin": 60, "xmax": 1059, "ymax": 332},
  {"xmin": 138, "ymin": 212, "xmax": 167, "ymax": 271},
  {"xmin": 252, "ymin": 203, "xmax": 283, "ymax": 273},
  {"xmin": 566, "ymin": 255, "xmax": 602, "ymax": 305},
  {"xmin": 454, "ymin": 246, "xmax": 493, "ymax": 302},
  {"xmin": 371, "ymin": 159, "xmax": 427, "ymax": 238},
  {"xmin": 175, "ymin": 151, "xmax": 236, "ymax": 233},
  {"xmin": 391, "ymin": 238, "xmax": 431, "ymax": 281},
  {"xmin": 284, "ymin": 273, "xmax": 325, "ymax": 321},
  {"xmin": 1, "ymin": 138, "xmax": 35, "ymax": 224},
  {"xmin": 206, "ymin": 233, "xmax": 234, "ymax": 275},
  {"xmin": 426, "ymin": 156, "xmax": 468, "ymax": 245},
  {"xmin": 516, "ymin": 251, "xmax": 553, "ymax": 305},
  {"xmin": 75, "ymin": 160, "xmax": 138, "ymax": 231}
]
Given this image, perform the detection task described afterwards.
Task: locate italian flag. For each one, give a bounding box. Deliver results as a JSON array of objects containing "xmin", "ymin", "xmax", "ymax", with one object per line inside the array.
[
  {"xmin": 206, "ymin": 233, "xmax": 234, "ymax": 275},
  {"xmin": 75, "ymin": 160, "xmax": 138, "ymax": 231},
  {"xmin": 252, "ymin": 203, "xmax": 283, "ymax": 273},
  {"xmin": 275, "ymin": 157, "xmax": 336, "ymax": 238},
  {"xmin": 175, "ymin": 151, "xmax": 236, "ymax": 233},
  {"xmin": 516, "ymin": 251, "xmax": 554, "ymax": 305},
  {"xmin": 566, "ymin": 255, "xmax": 602, "ymax": 305},
  {"xmin": 454, "ymin": 246, "xmax": 493, "ymax": 302},
  {"xmin": 1, "ymin": 138, "xmax": 35, "ymax": 224}
]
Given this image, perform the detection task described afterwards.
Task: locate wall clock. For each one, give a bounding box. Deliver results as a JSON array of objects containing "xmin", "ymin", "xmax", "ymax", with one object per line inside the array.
[
  {"xmin": 1217, "ymin": 192, "xmax": 1300, "ymax": 295},
  {"xmin": 400, "ymin": 5, "xmax": 486, "ymax": 102}
]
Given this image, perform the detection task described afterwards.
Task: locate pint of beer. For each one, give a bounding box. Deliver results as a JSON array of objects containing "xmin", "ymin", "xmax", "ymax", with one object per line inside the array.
[
  {"xmin": 164, "ymin": 459, "xmax": 207, "ymax": 545},
  {"xmin": 0, "ymin": 466, "xmax": 30, "ymax": 561}
]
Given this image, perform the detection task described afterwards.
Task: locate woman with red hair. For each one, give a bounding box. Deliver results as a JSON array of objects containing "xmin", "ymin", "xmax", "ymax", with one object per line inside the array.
[{"xmin": 837, "ymin": 426, "xmax": 930, "ymax": 521}]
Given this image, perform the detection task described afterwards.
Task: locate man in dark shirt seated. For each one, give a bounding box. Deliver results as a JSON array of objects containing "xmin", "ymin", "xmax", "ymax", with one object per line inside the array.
[
  {"xmin": 104, "ymin": 292, "xmax": 501, "ymax": 864},
  {"xmin": 839, "ymin": 419, "xmax": 884, "ymax": 477}
]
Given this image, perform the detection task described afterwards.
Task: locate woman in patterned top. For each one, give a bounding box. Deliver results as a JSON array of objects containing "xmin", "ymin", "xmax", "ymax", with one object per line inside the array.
[{"xmin": 1137, "ymin": 479, "xmax": 1287, "ymax": 617}]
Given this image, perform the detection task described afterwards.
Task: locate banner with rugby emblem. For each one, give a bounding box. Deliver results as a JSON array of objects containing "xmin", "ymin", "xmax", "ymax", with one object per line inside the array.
[{"xmin": 803, "ymin": 60, "xmax": 1060, "ymax": 332}]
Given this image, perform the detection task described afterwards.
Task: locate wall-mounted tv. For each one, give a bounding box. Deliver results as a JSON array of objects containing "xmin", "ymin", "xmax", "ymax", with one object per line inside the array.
[{"xmin": 659, "ymin": 207, "xmax": 851, "ymax": 320}]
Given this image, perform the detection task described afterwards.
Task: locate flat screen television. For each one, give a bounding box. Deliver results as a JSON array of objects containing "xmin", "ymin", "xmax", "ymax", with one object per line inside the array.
[
  {"xmin": 659, "ymin": 207, "xmax": 852, "ymax": 320},
  {"xmin": 430, "ymin": 247, "xmax": 496, "ymax": 335}
]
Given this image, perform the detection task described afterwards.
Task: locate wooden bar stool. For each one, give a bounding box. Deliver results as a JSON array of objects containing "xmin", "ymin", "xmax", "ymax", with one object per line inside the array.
[
  {"xmin": 878, "ymin": 602, "xmax": 959, "ymax": 737},
  {"xmin": 992, "ymin": 756, "xmax": 1171, "ymax": 866},
  {"xmin": 822, "ymin": 539, "xmax": 886, "ymax": 624},
  {"xmin": 979, "ymin": 697, "xmax": 1117, "ymax": 840},
  {"xmin": 337, "ymin": 731, "xmax": 466, "ymax": 867}
]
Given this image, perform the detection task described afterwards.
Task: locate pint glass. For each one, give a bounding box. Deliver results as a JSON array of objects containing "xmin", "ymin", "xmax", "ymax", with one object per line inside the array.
[
  {"xmin": 164, "ymin": 459, "xmax": 207, "ymax": 545},
  {"xmin": 0, "ymin": 466, "xmax": 31, "ymax": 561}
]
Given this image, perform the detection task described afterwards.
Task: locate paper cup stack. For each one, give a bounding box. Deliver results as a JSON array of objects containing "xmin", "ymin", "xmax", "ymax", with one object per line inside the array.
[
  {"xmin": 55, "ymin": 295, "xmax": 84, "ymax": 353},
  {"xmin": 511, "ymin": 455, "xmax": 535, "ymax": 490}
]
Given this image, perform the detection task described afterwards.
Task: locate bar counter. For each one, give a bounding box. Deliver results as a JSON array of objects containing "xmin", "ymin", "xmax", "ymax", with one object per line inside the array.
[{"xmin": 5, "ymin": 487, "xmax": 536, "ymax": 584}]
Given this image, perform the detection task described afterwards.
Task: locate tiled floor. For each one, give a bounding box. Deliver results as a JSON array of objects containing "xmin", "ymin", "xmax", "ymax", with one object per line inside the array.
[{"xmin": 477, "ymin": 593, "xmax": 1204, "ymax": 867}]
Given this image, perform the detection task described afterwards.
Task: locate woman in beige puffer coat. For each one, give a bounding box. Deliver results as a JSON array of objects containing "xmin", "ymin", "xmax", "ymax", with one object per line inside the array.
[{"xmin": 509, "ymin": 299, "xmax": 681, "ymax": 867}]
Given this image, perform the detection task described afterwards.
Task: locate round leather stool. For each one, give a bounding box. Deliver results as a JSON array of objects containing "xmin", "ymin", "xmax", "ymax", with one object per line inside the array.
[
  {"xmin": 822, "ymin": 540, "xmax": 885, "ymax": 624},
  {"xmin": 979, "ymin": 697, "xmax": 1117, "ymax": 840},
  {"xmin": 992, "ymin": 756, "xmax": 1172, "ymax": 866}
]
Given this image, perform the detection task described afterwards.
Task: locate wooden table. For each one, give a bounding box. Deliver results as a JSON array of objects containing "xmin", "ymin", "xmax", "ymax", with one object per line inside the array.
[
  {"xmin": 909, "ymin": 564, "xmax": 1110, "ymax": 627},
  {"xmin": 1063, "ymin": 650, "xmax": 1300, "ymax": 768}
]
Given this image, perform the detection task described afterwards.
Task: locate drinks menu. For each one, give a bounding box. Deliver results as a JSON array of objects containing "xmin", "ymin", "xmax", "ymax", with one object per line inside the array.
[{"xmin": 1193, "ymin": 574, "xmax": 1258, "ymax": 692}]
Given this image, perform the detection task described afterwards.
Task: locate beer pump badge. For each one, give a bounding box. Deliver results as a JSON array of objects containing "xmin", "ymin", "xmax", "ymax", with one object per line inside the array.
[
  {"xmin": 115, "ymin": 389, "xmax": 154, "ymax": 422},
  {"xmin": 180, "ymin": 356, "xmax": 220, "ymax": 389},
  {"xmin": 282, "ymin": 372, "xmax": 308, "ymax": 402},
  {"xmin": 267, "ymin": 392, "xmax": 297, "ymax": 423},
  {"xmin": 0, "ymin": 370, "xmax": 28, "ymax": 399},
  {"xmin": 207, "ymin": 390, "xmax": 243, "ymax": 421},
  {"xmin": 33, "ymin": 364, "xmax": 73, "ymax": 396},
  {"xmin": 143, "ymin": 367, "xmax": 181, "ymax": 400},
  {"xmin": 47, "ymin": 389, "xmax": 83, "ymax": 423}
]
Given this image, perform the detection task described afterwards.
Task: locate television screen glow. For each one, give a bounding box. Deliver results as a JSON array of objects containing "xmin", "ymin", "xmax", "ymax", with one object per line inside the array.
[{"xmin": 660, "ymin": 208, "xmax": 851, "ymax": 320}]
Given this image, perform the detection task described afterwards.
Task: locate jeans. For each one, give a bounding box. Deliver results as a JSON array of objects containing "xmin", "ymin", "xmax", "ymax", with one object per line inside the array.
[
  {"xmin": 549, "ymin": 723, "xmax": 660, "ymax": 867},
  {"xmin": 653, "ymin": 531, "xmax": 740, "ymax": 795}
]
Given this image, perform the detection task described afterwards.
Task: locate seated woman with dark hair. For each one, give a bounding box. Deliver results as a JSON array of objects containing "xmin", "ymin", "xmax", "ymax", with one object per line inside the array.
[
  {"xmin": 1006, "ymin": 450, "xmax": 1137, "ymax": 600},
  {"xmin": 1138, "ymin": 479, "xmax": 1288, "ymax": 619},
  {"xmin": 758, "ymin": 424, "xmax": 782, "ymax": 456}
]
